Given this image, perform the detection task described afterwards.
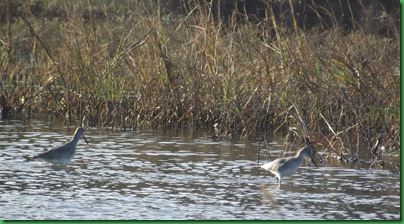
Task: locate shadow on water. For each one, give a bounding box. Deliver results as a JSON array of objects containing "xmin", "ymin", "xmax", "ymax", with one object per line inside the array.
[{"xmin": 0, "ymin": 119, "xmax": 400, "ymax": 220}]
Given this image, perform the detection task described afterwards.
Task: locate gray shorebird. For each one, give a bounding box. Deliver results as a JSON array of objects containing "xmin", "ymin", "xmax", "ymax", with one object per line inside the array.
[
  {"xmin": 33, "ymin": 127, "xmax": 88, "ymax": 166},
  {"xmin": 261, "ymin": 147, "xmax": 317, "ymax": 185}
]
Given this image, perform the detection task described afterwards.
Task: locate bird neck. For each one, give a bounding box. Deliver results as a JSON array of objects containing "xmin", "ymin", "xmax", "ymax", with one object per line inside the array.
[
  {"xmin": 295, "ymin": 151, "xmax": 309, "ymax": 163},
  {"xmin": 295, "ymin": 154, "xmax": 306, "ymax": 163},
  {"xmin": 70, "ymin": 134, "xmax": 82, "ymax": 145}
]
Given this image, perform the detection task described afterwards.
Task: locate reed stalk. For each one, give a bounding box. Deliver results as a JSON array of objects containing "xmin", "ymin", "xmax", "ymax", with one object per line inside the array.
[{"xmin": 0, "ymin": 0, "xmax": 399, "ymax": 164}]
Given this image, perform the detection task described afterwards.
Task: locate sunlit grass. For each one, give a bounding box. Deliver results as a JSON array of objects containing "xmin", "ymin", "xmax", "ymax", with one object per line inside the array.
[{"xmin": 0, "ymin": 0, "xmax": 399, "ymax": 163}]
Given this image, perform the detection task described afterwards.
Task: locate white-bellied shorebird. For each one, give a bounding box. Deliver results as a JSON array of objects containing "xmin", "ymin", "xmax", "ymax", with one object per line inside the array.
[
  {"xmin": 261, "ymin": 147, "xmax": 317, "ymax": 185},
  {"xmin": 33, "ymin": 127, "xmax": 88, "ymax": 166}
]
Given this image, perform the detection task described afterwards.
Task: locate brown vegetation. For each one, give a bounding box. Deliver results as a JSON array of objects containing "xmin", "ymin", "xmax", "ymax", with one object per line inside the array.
[{"xmin": 0, "ymin": 0, "xmax": 400, "ymax": 163}]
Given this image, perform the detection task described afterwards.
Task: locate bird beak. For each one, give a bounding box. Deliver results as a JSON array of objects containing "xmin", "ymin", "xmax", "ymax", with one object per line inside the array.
[
  {"xmin": 310, "ymin": 157, "xmax": 318, "ymax": 167},
  {"xmin": 83, "ymin": 135, "xmax": 89, "ymax": 145},
  {"xmin": 309, "ymin": 147, "xmax": 319, "ymax": 167}
]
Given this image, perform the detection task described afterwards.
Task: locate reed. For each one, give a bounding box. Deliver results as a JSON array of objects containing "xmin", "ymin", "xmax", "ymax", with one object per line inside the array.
[{"xmin": 0, "ymin": 0, "xmax": 399, "ymax": 162}]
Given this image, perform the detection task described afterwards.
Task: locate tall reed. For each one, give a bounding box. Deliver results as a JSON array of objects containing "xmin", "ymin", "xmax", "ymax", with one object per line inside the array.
[{"xmin": 0, "ymin": 0, "xmax": 399, "ymax": 163}]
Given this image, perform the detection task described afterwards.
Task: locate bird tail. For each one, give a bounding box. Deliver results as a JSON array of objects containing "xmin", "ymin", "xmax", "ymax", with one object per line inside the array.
[
  {"xmin": 24, "ymin": 155, "xmax": 36, "ymax": 161},
  {"xmin": 260, "ymin": 163, "xmax": 271, "ymax": 171}
]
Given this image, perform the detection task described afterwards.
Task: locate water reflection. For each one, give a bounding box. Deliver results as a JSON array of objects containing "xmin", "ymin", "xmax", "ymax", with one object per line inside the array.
[{"xmin": 0, "ymin": 119, "xmax": 400, "ymax": 220}]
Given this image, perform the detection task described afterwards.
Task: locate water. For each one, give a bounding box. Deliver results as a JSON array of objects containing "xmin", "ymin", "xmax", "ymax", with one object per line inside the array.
[{"xmin": 0, "ymin": 119, "xmax": 400, "ymax": 220}]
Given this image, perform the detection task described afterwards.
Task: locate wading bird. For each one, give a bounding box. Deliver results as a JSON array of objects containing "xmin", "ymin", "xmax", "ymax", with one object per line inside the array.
[
  {"xmin": 261, "ymin": 147, "xmax": 318, "ymax": 185},
  {"xmin": 33, "ymin": 127, "xmax": 88, "ymax": 166}
]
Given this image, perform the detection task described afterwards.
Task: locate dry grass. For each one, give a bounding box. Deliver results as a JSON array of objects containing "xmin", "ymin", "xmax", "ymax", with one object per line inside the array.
[{"xmin": 0, "ymin": 0, "xmax": 400, "ymax": 164}]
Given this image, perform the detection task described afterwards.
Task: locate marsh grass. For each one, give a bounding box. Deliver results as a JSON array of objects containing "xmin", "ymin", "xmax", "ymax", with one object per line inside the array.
[{"xmin": 0, "ymin": 0, "xmax": 400, "ymax": 163}]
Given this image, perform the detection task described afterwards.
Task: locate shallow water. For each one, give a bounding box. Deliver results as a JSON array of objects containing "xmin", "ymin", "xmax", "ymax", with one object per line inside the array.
[{"xmin": 0, "ymin": 119, "xmax": 400, "ymax": 220}]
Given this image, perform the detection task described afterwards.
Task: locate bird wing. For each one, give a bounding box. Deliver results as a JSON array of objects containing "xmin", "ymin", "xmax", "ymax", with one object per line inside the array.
[
  {"xmin": 261, "ymin": 158, "xmax": 287, "ymax": 171},
  {"xmin": 34, "ymin": 148, "xmax": 57, "ymax": 159},
  {"xmin": 34, "ymin": 143, "xmax": 69, "ymax": 160}
]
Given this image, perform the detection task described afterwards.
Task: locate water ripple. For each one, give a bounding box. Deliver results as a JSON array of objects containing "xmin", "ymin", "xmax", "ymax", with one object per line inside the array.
[{"xmin": 0, "ymin": 123, "xmax": 400, "ymax": 220}]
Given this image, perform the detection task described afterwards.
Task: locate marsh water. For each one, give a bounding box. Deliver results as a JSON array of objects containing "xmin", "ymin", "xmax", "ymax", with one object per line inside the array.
[{"xmin": 0, "ymin": 118, "xmax": 400, "ymax": 220}]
